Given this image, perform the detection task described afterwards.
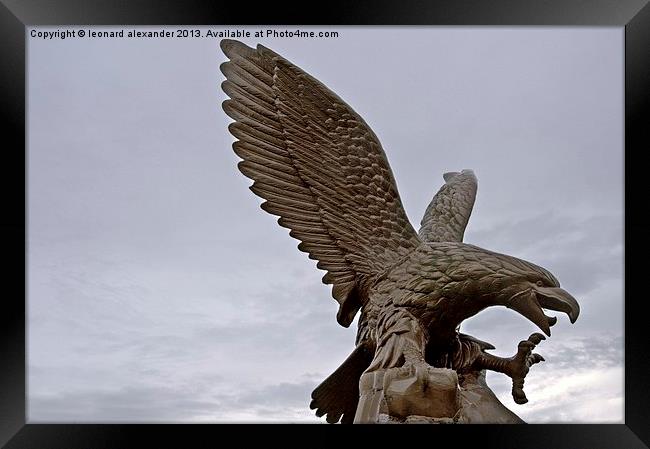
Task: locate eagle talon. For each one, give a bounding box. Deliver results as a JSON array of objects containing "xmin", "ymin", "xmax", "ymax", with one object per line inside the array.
[
  {"xmin": 512, "ymin": 378, "xmax": 528, "ymax": 404},
  {"xmin": 527, "ymin": 333, "xmax": 546, "ymax": 345},
  {"xmin": 509, "ymin": 332, "xmax": 546, "ymax": 403}
]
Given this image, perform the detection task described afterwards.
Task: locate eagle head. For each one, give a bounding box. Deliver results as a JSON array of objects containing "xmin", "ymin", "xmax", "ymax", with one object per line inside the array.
[{"xmin": 444, "ymin": 244, "xmax": 580, "ymax": 336}]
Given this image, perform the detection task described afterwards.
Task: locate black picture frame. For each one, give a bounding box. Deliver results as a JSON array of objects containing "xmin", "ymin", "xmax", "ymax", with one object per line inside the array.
[{"xmin": 1, "ymin": 0, "xmax": 648, "ymax": 447}]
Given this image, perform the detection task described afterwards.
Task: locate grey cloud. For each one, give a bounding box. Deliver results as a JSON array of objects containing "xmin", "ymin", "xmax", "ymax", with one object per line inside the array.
[
  {"xmin": 30, "ymin": 386, "xmax": 219, "ymax": 422},
  {"xmin": 466, "ymin": 209, "xmax": 622, "ymax": 296},
  {"xmin": 488, "ymin": 366, "xmax": 623, "ymax": 423},
  {"xmin": 483, "ymin": 334, "xmax": 623, "ymax": 423},
  {"xmin": 542, "ymin": 335, "xmax": 623, "ymax": 370},
  {"xmin": 30, "ymin": 379, "xmax": 319, "ymax": 423},
  {"xmin": 227, "ymin": 381, "xmax": 314, "ymax": 409}
]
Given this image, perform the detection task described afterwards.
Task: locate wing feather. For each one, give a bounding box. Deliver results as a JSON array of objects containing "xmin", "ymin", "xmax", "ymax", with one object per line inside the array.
[
  {"xmin": 220, "ymin": 39, "xmax": 421, "ymax": 326},
  {"xmin": 419, "ymin": 170, "xmax": 478, "ymax": 243}
]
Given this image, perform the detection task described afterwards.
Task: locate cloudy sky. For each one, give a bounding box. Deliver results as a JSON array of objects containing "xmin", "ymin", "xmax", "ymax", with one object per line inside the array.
[{"xmin": 27, "ymin": 26, "xmax": 623, "ymax": 423}]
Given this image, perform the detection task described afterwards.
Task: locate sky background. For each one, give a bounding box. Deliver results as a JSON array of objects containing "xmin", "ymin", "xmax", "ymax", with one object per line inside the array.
[{"xmin": 27, "ymin": 26, "xmax": 623, "ymax": 423}]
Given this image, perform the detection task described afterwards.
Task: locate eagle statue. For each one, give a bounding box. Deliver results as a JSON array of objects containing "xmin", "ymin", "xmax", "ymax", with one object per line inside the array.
[{"xmin": 219, "ymin": 39, "xmax": 580, "ymax": 424}]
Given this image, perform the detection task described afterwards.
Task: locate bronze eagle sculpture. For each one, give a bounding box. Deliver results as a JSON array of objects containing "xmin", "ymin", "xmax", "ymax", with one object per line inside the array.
[{"xmin": 219, "ymin": 39, "xmax": 580, "ymax": 423}]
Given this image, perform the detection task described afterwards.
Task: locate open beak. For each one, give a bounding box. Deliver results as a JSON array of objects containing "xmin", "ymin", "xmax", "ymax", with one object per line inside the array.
[{"xmin": 506, "ymin": 286, "xmax": 580, "ymax": 336}]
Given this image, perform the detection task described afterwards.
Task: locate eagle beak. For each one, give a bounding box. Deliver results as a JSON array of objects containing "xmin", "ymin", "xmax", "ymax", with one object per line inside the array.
[
  {"xmin": 535, "ymin": 286, "xmax": 580, "ymax": 324},
  {"xmin": 506, "ymin": 286, "xmax": 580, "ymax": 337}
]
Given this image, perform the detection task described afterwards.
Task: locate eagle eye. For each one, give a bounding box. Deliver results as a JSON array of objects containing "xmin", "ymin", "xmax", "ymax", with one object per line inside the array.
[{"xmin": 536, "ymin": 280, "xmax": 544, "ymax": 287}]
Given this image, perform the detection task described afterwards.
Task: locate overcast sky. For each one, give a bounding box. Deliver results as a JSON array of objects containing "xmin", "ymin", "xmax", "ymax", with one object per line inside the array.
[{"xmin": 27, "ymin": 26, "xmax": 623, "ymax": 423}]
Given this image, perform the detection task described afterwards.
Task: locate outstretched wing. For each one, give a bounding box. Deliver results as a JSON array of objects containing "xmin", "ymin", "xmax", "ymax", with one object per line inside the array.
[
  {"xmin": 418, "ymin": 170, "xmax": 477, "ymax": 243},
  {"xmin": 220, "ymin": 40, "xmax": 421, "ymax": 327}
]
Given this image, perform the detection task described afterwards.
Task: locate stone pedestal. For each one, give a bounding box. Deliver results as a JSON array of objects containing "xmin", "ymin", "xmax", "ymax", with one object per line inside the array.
[
  {"xmin": 354, "ymin": 364, "xmax": 461, "ymax": 424},
  {"xmin": 457, "ymin": 371, "xmax": 524, "ymax": 424},
  {"xmin": 354, "ymin": 366, "xmax": 524, "ymax": 424}
]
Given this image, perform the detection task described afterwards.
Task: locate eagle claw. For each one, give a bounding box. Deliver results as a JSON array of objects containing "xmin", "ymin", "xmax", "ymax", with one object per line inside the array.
[{"xmin": 510, "ymin": 333, "xmax": 546, "ymax": 404}]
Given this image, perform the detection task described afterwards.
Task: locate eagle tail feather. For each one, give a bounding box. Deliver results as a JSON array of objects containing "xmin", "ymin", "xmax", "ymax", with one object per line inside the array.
[{"xmin": 310, "ymin": 341, "xmax": 374, "ymax": 424}]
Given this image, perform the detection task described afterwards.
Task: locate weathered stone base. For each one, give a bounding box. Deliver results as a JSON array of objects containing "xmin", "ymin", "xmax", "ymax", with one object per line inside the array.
[
  {"xmin": 457, "ymin": 371, "xmax": 524, "ymax": 424},
  {"xmin": 354, "ymin": 364, "xmax": 461, "ymax": 424},
  {"xmin": 354, "ymin": 365, "xmax": 524, "ymax": 424},
  {"xmin": 377, "ymin": 414, "xmax": 458, "ymax": 424}
]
